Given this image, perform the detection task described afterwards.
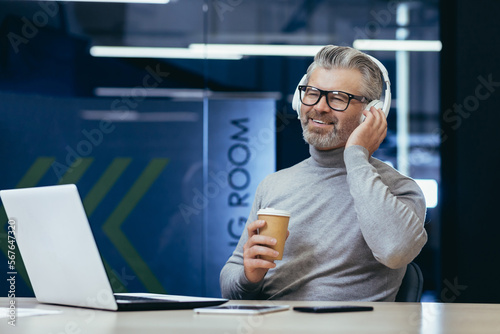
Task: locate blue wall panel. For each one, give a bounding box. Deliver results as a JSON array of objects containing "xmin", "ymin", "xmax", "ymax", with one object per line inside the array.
[{"xmin": 205, "ymin": 99, "xmax": 276, "ymax": 297}]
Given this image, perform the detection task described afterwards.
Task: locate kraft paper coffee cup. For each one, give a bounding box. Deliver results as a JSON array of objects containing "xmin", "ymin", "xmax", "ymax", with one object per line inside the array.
[{"xmin": 257, "ymin": 208, "xmax": 291, "ymax": 261}]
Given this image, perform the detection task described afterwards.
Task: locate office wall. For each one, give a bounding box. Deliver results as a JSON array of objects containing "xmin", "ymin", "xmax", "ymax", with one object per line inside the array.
[{"xmin": 440, "ymin": 0, "xmax": 500, "ymax": 303}]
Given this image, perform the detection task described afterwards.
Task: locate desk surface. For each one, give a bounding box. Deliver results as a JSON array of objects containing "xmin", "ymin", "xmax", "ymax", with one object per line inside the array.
[{"xmin": 1, "ymin": 298, "xmax": 500, "ymax": 334}]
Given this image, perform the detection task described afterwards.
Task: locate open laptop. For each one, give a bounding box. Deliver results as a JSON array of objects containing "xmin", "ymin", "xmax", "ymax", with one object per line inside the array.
[{"xmin": 0, "ymin": 184, "xmax": 228, "ymax": 311}]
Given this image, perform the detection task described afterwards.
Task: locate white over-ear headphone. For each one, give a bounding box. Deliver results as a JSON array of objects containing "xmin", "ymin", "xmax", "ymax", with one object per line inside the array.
[
  {"xmin": 291, "ymin": 54, "xmax": 391, "ymax": 121},
  {"xmin": 291, "ymin": 74, "xmax": 308, "ymax": 115}
]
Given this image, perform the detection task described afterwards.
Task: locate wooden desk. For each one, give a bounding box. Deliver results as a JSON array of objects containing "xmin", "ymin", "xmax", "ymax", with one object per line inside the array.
[{"xmin": 1, "ymin": 298, "xmax": 500, "ymax": 333}]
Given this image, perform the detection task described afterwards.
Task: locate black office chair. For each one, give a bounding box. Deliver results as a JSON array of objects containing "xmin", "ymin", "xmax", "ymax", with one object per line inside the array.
[{"xmin": 395, "ymin": 262, "xmax": 424, "ymax": 302}]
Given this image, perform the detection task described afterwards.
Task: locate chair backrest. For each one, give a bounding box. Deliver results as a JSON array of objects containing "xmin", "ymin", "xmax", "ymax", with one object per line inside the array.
[{"xmin": 395, "ymin": 262, "xmax": 424, "ymax": 302}]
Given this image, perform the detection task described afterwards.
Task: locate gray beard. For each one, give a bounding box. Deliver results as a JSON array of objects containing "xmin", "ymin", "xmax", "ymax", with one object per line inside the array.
[
  {"xmin": 302, "ymin": 124, "xmax": 344, "ymax": 149},
  {"xmin": 301, "ymin": 115, "xmax": 361, "ymax": 149}
]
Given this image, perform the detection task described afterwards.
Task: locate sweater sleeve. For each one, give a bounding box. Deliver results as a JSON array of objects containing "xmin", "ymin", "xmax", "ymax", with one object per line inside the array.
[
  {"xmin": 344, "ymin": 145, "xmax": 428, "ymax": 269},
  {"xmin": 219, "ymin": 182, "xmax": 266, "ymax": 299}
]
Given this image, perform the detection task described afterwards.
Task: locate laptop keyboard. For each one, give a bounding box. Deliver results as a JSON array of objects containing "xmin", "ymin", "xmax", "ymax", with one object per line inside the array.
[{"xmin": 115, "ymin": 295, "xmax": 180, "ymax": 303}]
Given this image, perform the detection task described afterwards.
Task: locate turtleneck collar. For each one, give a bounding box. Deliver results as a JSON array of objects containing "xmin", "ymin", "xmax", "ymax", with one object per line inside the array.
[{"xmin": 308, "ymin": 145, "xmax": 346, "ymax": 168}]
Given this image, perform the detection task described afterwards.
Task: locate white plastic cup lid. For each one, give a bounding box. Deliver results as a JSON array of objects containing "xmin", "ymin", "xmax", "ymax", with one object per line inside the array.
[{"xmin": 257, "ymin": 208, "xmax": 291, "ymax": 217}]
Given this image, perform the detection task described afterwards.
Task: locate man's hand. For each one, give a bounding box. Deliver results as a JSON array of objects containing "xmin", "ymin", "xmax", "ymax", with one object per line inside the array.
[
  {"xmin": 346, "ymin": 106, "xmax": 387, "ymax": 155},
  {"xmin": 243, "ymin": 220, "xmax": 289, "ymax": 284}
]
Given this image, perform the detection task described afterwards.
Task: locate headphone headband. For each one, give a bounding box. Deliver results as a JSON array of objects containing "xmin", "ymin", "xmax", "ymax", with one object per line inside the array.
[{"xmin": 365, "ymin": 55, "xmax": 392, "ymax": 116}]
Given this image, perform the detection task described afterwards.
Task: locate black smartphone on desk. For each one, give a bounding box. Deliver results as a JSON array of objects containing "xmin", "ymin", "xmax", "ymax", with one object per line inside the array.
[{"xmin": 293, "ymin": 305, "xmax": 373, "ymax": 313}]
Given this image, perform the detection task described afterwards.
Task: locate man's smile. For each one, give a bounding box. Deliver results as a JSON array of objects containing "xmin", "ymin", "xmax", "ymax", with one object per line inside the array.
[{"xmin": 309, "ymin": 117, "xmax": 335, "ymax": 127}]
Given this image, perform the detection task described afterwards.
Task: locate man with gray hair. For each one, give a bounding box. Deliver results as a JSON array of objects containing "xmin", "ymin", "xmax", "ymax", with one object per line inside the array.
[{"xmin": 220, "ymin": 45, "xmax": 427, "ymax": 301}]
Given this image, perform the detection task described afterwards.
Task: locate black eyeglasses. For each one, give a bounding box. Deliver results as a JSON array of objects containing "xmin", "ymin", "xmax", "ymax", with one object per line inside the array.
[{"xmin": 298, "ymin": 85, "xmax": 368, "ymax": 111}]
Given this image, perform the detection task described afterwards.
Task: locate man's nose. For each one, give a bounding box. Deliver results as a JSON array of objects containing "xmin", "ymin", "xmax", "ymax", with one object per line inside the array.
[{"xmin": 315, "ymin": 94, "xmax": 331, "ymax": 112}]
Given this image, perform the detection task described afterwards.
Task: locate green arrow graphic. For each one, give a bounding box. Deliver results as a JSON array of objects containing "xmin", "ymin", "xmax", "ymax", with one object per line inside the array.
[
  {"xmin": 102, "ymin": 158, "xmax": 169, "ymax": 293},
  {"xmin": 83, "ymin": 158, "xmax": 132, "ymax": 216},
  {"xmin": 82, "ymin": 157, "xmax": 132, "ymax": 292},
  {"xmin": 58, "ymin": 158, "xmax": 94, "ymax": 185}
]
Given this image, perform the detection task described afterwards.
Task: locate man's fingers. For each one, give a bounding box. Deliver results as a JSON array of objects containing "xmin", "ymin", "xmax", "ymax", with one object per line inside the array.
[
  {"xmin": 347, "ymin": 105, "xmax": 388, "ymax": 155},
  {"xmin": 242, "ymin": 219, "xmax": 281, "ymax": 283},
  {"xmin": 249, "ymin": 235, "xmax": 277, "ymax": 247},
  {"xmin": 244, "ymin": 244, "xmax": 279, "ymax": 259},
  {"xmin": 244, "ymin": 258, "xmax": 277, "ymax": 270},
  {"xmin": 368, "ymin": 107, "xmax": 387, "ymax": 131},
  {"xmin": 369, "ymin": 106, "xmax": 382, "ymax": 123},
  {"xmin": 247, "ymin": 219, "xmax": 266, "ymax": 237},
  {"xmin": 244, "ymin": 234, "xmax": 277, "ymax": 251}
]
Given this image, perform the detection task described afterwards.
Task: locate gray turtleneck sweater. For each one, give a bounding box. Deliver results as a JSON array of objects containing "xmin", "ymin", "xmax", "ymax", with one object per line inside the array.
[{"xmin": 219, "ymin": 145, "xmax": 427, "ymax": 301}]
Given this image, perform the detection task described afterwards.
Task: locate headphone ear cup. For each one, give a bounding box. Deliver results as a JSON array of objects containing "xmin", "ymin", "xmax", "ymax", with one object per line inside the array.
[
  {"xmin": 366, "ymin": 100, "xmax": 383, "ymax": 110},
  {"xmin": 360, "ymin": 100, "xmax": 383, "ymax": 122},
  {"xmin": 292, "ymin": 74, "xmax": 308, "ymax": 118}
]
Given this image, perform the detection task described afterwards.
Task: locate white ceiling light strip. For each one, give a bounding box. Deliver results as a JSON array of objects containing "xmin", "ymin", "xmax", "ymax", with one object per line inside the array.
[
  {"xmin": 189, "ymin": 44, "xmax": 324, "ymax": 57},
  {"xmin": 55, "ymin": 0, "xmax": 171, "ymax": 3},
  {"xmin": 353, "ymin": 39, "xmax": 442, "ymax": 52},
  {"xmin": 90, "ymin": 41, "xmax": 442, "ymax": 60},
  {"xmin": 89, "ymin": 46, "xmax": 242, "ymax": 60}
]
